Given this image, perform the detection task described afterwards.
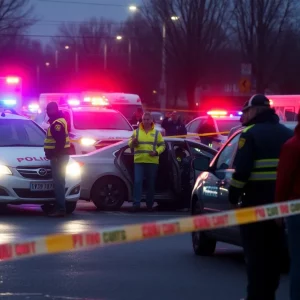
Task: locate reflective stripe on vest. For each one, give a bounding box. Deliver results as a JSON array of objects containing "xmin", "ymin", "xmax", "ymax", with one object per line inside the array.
[
  {"xmin": 134, "ymin": 128, "xmax": 159, "ymax": 154},
  {"xmin": 254, "ymin": 159, "xmax": 279, "ymax": 169},
  {"xmin": 230, "ymin": 178, "xmax": 246, "ymax": 189},
  {"xmin": 44, "ymin": 118, "xmax": 70, "ymax": 149},
  {"xmin": 249, "ymin": 172, "xmax": 277, "ymax": 181}
]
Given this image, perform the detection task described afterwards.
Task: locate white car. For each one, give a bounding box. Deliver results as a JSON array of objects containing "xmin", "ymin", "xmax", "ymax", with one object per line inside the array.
[
  {"xmin": 186, "ymin": 112, "xmax": 241, "ymax": 147},
  {"xmin": 38, "ymin": 106, "xmax": 134, "ymax": 155},
  {"xmin": 0, "ymin": 112, "xmax": 81, "ymax": 214}
]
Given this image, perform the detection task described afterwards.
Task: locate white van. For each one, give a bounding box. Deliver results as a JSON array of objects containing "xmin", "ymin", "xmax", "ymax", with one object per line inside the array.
[{"xmin": 103, "ymin": 93, "xmax": 143, "ymax": 121}]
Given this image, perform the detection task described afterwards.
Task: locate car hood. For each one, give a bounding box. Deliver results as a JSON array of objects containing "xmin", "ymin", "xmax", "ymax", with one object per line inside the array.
[
  {"xmin": 73, "ymin": 129, "xmax": 133, "ymax": 140},
  {"xmin": 0, "ymin": 147, "xmax": 49, "ymax": 167}
]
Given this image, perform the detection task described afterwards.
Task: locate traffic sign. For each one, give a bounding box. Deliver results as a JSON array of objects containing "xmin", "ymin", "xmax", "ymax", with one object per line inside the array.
[
  {"xmin": 241, "ymin": 63, "xmax": 252, "ymax": 76},
  {"xmin": 239, "ymin": 78, "xmax": 251, "ymax": 93}
]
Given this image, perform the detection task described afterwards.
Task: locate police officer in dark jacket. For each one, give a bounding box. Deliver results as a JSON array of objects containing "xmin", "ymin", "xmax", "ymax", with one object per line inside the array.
[
  {"xmin": 44, "ymin": 102, "xmax": 71, "ymax": 217},
  {"xmin": 161, "ymin": 111, "xmax": 187, "ymax": 136},
  {"xmin": 229, "ymin": 94, "xmax": 293, "ymax": 300}
]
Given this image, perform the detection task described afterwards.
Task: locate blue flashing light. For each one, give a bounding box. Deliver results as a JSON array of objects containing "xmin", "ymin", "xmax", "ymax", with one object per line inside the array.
[{"xmin": 3, "ymin": 99, "xmax": 16, "ymax": 106}]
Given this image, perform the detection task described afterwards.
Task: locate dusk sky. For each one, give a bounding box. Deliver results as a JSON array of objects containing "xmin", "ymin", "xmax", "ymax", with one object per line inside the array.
[{"xmin": 30, "ymin": 0, "xmax": 142, "ymax": 40}]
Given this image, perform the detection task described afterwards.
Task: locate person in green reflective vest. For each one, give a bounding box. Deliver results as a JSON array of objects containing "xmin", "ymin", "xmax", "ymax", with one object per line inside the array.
[{"xmin": 44, "ymin": 102, "xmax": 71, "ymax": 217}]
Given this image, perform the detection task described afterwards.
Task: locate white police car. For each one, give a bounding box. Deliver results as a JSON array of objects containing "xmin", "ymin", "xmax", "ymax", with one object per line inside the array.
[
  {"xmin": 38, "ymin": 105, "xmax": 134, "ymax": 155},
  {"xmin": 0, "ymin": 111, "xmax": 81, "ymax": 214}
]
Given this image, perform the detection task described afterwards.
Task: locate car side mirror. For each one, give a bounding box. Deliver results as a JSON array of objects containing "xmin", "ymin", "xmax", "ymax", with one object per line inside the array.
[
  {"xmin": 192, "ymin": 156, "xmax": 210, "ymax": 172},
  {"xmin": 132, "ymin": 124, "xmax": 138, "ymax": 130}
]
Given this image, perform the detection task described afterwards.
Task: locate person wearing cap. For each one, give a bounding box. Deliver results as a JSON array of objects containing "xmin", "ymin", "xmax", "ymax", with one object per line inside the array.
[
  {"xmin": 228, "ymin": 94, "xmax": 293, "ymax": 300},
  {"xmin": 44, "ymin": 102, "xmax": 71, "ymax": 217},
  {"xmin": 161, "ymin": 111, "xmax": 187, "ymax": 137},
  {"xmin": 275, "ymin": 111, "xmax": 300, "ymax": 300}
]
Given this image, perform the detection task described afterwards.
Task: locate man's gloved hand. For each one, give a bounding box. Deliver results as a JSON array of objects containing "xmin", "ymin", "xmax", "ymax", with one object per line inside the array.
[{"xmin": 228, "ymin": 185, "xmax": 242, "ymax": 205}]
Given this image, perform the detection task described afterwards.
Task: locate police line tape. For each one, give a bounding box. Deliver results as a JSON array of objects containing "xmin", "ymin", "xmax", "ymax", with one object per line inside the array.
[
  {"xmin": 69, "ymin": 131, "xmax": 230, "ymax": 146},
  {"xmin": 1, "ymin": 199, "xmax": 300, "ymax": 263}
]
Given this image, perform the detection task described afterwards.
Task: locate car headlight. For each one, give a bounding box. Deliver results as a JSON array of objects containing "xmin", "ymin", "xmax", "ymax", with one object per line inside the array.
[
  {"xmin": 80, "ymin": 138, "xmax": 97, "ymax": 146},
  {"xmin": 66, "ymin": 162, "xmax": 81, "ymax": 177},
  {"xmin": 0, "ymin": 165, "xmax": 12, "ymax": 175}
]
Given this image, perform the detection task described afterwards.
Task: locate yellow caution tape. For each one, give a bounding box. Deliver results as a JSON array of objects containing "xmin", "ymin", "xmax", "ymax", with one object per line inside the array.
[
  {"xmin": 69, "ymin": 131, "xmax": 230, "ymax": 146},
  {"xmin": 0, "ymin": 199, "xmax": 299, "ymax": 262}
]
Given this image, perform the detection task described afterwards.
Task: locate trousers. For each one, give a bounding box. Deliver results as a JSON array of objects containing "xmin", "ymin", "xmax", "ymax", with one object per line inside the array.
[
  {"xmin": 133, "ymin": 163, "xmax": 158, "ymax": 208},
  {"xmin": 286, "ymin": 215, "xmax": 300, "ymax": 300},
  {"xmin": 240, "ymin": 220, "xmax": 284, "ymax": 300},
  {"xmin": 50, "ymin": 155, "xmax": 69, "ymax": 211}
]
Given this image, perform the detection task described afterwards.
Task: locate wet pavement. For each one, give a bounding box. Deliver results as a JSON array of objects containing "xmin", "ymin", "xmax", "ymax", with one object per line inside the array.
[{"xmin": 0, "ymin": 202, "xmax": 289, "ymax": 300}]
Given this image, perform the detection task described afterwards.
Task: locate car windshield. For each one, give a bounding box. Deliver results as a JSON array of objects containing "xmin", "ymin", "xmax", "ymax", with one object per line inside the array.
[
  {"xmin": 73, "ymin": 111, "xmax": 133, "ymax": 130},
  {"xmin": 215, "ymin": 119, "xmax": 241, "ymax": 134},
  {"xmin": 0, "ymin": 119, "xmax": 45, "ymax": 147},
  {"xmin": 110, "ymin": 104, "xmax": 142, "ymax": 120}
]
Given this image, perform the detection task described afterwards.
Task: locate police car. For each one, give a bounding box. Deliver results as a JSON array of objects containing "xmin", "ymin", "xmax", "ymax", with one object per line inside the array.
[
  {"xmin": 38, "ymin": 101, "xmax": 134, "ymax": 155},
  {"xmin": 186, "ymin": 110, "xmax": 241, "ymax": 147},
  {"xmin": 190, "ymin": 121, "xmax": 296, "ymax": 257},
  {"xmin": 0, "ymin": 111, "xmax": 81, "ymax": 214}
]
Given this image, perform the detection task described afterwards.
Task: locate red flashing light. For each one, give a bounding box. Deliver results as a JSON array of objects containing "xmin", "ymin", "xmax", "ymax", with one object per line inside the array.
[
  {"xmin": 91, "ymin": 97, "xmax": 109, "ymax": 106},
  {"xmin": 207, "ymin": 110, "xmax": 227, "ymax": 116},
  {"xmin": 6, "ymin": 77, "xmax": 20, "ymax": 84},
  {"xmin": 68, "ymin": 99, "xmax": 80, "ymax": 106}
]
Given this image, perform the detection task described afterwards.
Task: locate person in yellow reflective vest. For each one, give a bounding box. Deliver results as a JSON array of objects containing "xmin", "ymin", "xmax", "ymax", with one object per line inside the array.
[
  {"xmin": 128, "ymin": 112, "xmax": 165, "ymax": 212},
  {"xmin": 44, "ymin": 102, "xmax": 71, "ymax": 217},
  {"xmin": 228, "ymin": 94, "xmax": 293, "ymax": 300}
]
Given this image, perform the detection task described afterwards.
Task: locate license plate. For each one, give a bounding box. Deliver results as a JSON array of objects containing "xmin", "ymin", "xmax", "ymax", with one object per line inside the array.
[{"xmin": 30, "ymin": 183, "xmax": 54, "ymax": 191}]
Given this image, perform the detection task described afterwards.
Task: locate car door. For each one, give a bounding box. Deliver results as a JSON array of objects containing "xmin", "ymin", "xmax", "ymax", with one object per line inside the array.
[
  {"xmin": 186, "ymin": 141, "xmax": 217, "ymax": 180},
  {"xmin": 201, "ymin": 132, "xmax": 241, "ymax": 242}
]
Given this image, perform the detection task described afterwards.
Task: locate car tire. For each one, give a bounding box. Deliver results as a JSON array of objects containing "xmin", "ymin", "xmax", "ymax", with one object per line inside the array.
[
  {"xmin": 91, "ymin": 176, "xmax": 126, "ymax": 211},
  {"xmin": 191, "ymin": 197, "xmax": 216, "ymax": 256},
  {"xmin": 66, "ymin": 202, "xmax": 77, "ymax": 214}
]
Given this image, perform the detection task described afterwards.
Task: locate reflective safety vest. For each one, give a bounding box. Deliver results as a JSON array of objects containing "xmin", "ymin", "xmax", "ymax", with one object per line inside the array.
[
  {"xmin": 44, "ymin": 118, "xmax": 70, "ymax": 150},
  {"xmin": 230, "ymin": 158, "xmax": 279, "ymax": 189},
  {"xmin": 129, "ymin": 125, "xmax": 165, "ymax": 164}
]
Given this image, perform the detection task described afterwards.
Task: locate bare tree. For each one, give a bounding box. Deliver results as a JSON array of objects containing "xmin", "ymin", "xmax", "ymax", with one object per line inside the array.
[
  {"xmin": 0, "ymin": 0, "xmax": 35, "ymax": 48},
  {"xmin": 232, "ymin": 0, "xmax": 297, "ymax": 93},
  {"xmin": 142, "ymin": 0, "xmax": 232, "ymax": 109}
]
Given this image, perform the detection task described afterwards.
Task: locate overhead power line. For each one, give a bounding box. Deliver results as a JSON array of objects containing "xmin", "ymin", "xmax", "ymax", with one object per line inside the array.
[
  {"xmin": 38, "ymin": 0, "xmax": 128, "ymax": 6},
  {"xmin": 0, "ymin": 33, "xmax": 136, "ymax": 39}
]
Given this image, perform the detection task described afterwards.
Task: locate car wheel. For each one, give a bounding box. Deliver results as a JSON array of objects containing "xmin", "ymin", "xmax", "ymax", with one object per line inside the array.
[
  {"xmin": 191, "ymin": 197, "xmax": 216, "ymax": 256},
  {"xmin": 91, "ymin": 176, "xmax": 126, "ymax": 211},
  {"xmin": 66, "ymin": 202, "xmax": 77, "ymax": 214},
  {"xmin": 41, "ymin": 203, "xmax": 54, "ymax": 214}
]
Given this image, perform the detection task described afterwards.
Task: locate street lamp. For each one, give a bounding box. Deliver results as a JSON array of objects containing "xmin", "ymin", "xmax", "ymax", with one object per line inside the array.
[
  {"xmin": 171, "ymin": 15, "xmax": 180, "ymax": 21},
  {"xmin": 45, "ymin": 62, "xmax": 50, "ymax": 67},
  {"xmin": 116, "ymin": 35, "xmax": 123, "ymax": 40},
  {"xmin": 65, "ymin": 45, "xmax": 70, "ymax": 50},
  {"xmin": 129, "ymin": 5, "xmax": 138, "ymax": 12}
]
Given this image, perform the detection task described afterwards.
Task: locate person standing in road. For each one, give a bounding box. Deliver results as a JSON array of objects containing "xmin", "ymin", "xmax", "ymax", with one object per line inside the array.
[
  {"xmin": 228, "ymin": 94, "xmax": 293, "ymax": 300},
  {"xmin": 44, "ymin": 102, "xmax": 71, "ymax": 217},
  {"xmin": 130, "ymin": 107, "xmax": 143, "ymax": 126},
  {"xmin": 275, "ymin": 111, "xmax": 300, "ymax": 300},
  {"xmin": 129, "ymin": 112, "xmax": 165, "ymax": 212},
  {"xmin": 161, "ymin": 111, "xmax": 187, "ymax": 136}
]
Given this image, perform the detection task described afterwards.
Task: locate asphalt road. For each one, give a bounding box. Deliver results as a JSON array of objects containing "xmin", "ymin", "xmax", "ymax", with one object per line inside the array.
[{"xmin": 0, "ymin": 202, "xmax": 289, "ymax": 300}]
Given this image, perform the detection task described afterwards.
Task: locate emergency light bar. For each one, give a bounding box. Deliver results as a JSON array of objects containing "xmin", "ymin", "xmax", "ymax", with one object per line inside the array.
[
  {"xmin": 207, "ymin": 110, "xmax": 227, "ymax": 116},
  {"xmin": 6, "ymin": 77, "xmax": 20, "ymax": 84},
  {"xmin": 68, "ymin": 99, "xmax": 80, "ymax": 106},
  {"xmin": 3, "ymin": 99, "xmax": 16, "ymax": 106}
]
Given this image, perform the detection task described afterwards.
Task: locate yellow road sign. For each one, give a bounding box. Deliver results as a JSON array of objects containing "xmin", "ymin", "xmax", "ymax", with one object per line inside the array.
[{"xmin": 239, "ymin": 78, "xmax": 251, "ymax": 93}]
